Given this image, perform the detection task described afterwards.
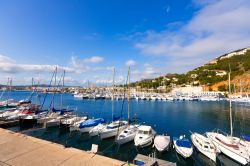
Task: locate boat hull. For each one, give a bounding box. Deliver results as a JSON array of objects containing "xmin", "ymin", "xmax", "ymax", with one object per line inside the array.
[
  {"xmin": 19, "ymin": 118, "xmax": 37, "ymax": 129},
  {"xmin": 154, "ymin": 135, "xmax": 171, "ymax": 152},
  {"xmin": 100, "ymin": 125, "xmax": 127, "ymax": 139},
  {"xmin": 116, "ymin": 133, "xmax": 135, "ymax": 145}
]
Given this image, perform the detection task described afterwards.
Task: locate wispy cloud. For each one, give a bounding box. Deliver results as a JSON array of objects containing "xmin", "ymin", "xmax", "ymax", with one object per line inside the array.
[
  {"xmin": 132, "ymin": 0, "xmax": 250, "ymax": 72},
  {"xmin": 83, "ymin": 56, "xmax": 103, "ymax": 63},
  {"xmin": 126, "ymin": 59, "xmax": 136, "ymax": 66},
  {"xmin": 0, "ymin": 54, "xmax": 74, "ymax": 74}
]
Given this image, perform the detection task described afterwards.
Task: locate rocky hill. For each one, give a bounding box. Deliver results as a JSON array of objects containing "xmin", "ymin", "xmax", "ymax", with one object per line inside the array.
[{"xmin": 132, "ymin": 47, "xmax": 250, "ymax": 92}]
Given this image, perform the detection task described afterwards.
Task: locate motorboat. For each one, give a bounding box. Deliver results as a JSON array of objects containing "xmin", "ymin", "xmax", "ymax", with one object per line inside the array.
[
  {"xmin": 191, "ymin": 132, "xmax": 219, "ymax": 162},
  {"xmin": 173, "ymin": 135, "xmax": 193, "ymax": 158},
  {"xmin": 134, "ymin": 125, "xmax": 156, "ymax": 147},
  {"xmin": 99, "ymin": 120, "xmax": 128, "ymax": 139},
  {"xmin": 154, "ymin": 134, "xmax": 171, "ymax": 152},
  {"xmin": 115, "ymin": 124, "xmax": 140, "ymax": 145}
]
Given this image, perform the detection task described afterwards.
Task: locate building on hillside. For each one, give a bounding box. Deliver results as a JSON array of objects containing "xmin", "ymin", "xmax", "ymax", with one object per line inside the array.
[
  {"xmin": 171, "ymin": 85, "xmax": 203, "ymax": 96},
  {"xmin": 190, "ymin": 74, "xmax": 198, "ymax": 78},
  {"xmin": 220, "ymin": 47, "xmax": 250, "ymax": 60},
  {"xmin": 171, "ymin": 85, "xmax": 225, "ymax": 96},
  {"xmin": 208, "ymin": 59, "xmax": 218, "ymax": 64},
  {"xmin": 216, "ymin": 70, "xmax": 227, "ymax": 76}
]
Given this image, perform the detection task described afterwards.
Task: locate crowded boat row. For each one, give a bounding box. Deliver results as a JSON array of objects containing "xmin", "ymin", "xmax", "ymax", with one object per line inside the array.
[{"xmin": 1, "ymin": 100, "xmax": 250, "ymax": 165}]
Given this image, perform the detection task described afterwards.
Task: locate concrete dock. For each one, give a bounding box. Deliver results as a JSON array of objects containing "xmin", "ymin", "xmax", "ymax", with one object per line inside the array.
[
  {"xmin": 0, "ymin": 128, "xmax": 128, "ymax": 166},
  {"xmin": 133, "ymin": 154, "xmax": 176, "ymax": 166}
]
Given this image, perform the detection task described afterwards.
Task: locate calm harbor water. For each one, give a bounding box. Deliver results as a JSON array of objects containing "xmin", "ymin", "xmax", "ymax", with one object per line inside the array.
[{"xmin": 2, "ymin": 91, "xmax": 250, "ymax": 166}]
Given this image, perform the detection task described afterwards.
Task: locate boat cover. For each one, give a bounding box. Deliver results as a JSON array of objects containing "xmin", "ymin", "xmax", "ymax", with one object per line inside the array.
[
  {"xmin": 176, "ymin": 139, "xmax": 192, "ymax": 148},
  {"xmin": 242, "ymin": 134, "xmax": 250, "ymax": 142},
  {"xmin": 79, "ymin": 118, "xmax": 105, "ymax": 128}
]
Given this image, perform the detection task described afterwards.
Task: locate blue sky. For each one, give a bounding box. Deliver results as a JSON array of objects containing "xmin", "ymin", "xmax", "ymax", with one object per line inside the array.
[{"xmin": 0, "ymin": 0, "xmax": 250, "ymax": 86}]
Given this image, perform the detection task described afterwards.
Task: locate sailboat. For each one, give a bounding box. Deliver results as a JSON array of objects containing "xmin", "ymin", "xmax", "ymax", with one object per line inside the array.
[
  {"xmin": 116, "ymin": 66, "xmax": 140, "ymax": 145},
  {"xmin": 191, "ymin": 132, "xmax": 219, "ymax": 162},
  {"xmin": 76, "ymin": 118, "xmax": 105, "ymax": 132},
  {"xmin": 206, "ymin": 69, "xmax": 250, "ymax": 165},
  {"xmin": 99, "ymin": 68, "xmax": 128, "ymax": 140},
  {"xmin": 89, "ymin": 68, "xmax": 117, "ymax": 137}
]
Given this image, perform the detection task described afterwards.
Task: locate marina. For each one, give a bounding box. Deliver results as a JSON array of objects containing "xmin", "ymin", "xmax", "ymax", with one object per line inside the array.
[
  {"xmin": 0, "ymin": 90, "xmax": 250, "ymax": 165},
  {"xmin": 1, "ymin": 0, "xmax": 250, "ymax": 165}
]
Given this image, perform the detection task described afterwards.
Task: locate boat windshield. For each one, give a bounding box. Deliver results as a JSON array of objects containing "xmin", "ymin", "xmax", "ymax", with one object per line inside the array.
[{"xmin": 139, "ymin": 130, "xmax": 149, "ymax": 134}]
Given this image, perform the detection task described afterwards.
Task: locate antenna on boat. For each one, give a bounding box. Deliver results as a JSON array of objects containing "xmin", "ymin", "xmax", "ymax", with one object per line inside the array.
[
  {"xmin": 228, "ymin": 64, "xmax": 233, "ymax": 137},
  {"xmin": 128, "ymin": 66, "xmax": 131, "ymax": 126}
]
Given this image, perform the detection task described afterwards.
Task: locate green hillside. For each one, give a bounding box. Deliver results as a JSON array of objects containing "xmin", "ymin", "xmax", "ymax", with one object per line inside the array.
[{"xmin": 131, "ymin": 48, "xmax": 250, "ymax": 91}]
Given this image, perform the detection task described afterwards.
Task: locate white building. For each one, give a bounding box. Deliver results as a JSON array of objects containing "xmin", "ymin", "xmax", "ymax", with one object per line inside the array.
[
  {"xmin": 220, "ymin": 47, "xmax": 250, "ymax": 60},
  {"xmin": 171, "ymin": 86, "xmax": 203, "ymax": 96},
  {"xmin": 216, "ymin": 70, "xmax": 227, "ymax": 76}
]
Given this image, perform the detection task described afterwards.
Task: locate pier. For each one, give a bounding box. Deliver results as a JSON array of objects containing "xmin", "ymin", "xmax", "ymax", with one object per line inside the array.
[
  {"xmin": 0, "ymin": 128, "xmax": 129, "ymax": 166},
  {"xmin": 133, "ymin": 154, "xmax": 176, "ymax": 166}
]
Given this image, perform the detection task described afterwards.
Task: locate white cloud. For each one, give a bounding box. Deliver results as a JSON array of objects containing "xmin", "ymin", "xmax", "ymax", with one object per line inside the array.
[
  {"xmin": 0, "ymin": 54, "xmax": 74, "ymax": 74},
  {"xmin": 133, "ymin": 0, "xmax": 250, "ymax": 72},
  {"xmin": 83, "ymin": 56, "xmax": 103, "ymax": 63},
  {"xmin": 126, "ymin": 59, "xmax": 136, "ymax": 66}
]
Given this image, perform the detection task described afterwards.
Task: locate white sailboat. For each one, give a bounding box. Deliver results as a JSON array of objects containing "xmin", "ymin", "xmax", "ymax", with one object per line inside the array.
[
  {"xmin": 99, "ymin": 68, "xmax": 128, "ymax": 139},
  {"xmin": 116, "ymin": 66, "xmax": 140, "ymax": 145},
  {"xmin": 206, "ymin": 70, "xmax": 250, "ymax": 165},
  {"xmin": 134, "ymin": 125, "xmax": 156, "ymax": 147},
  {"xmin": 89, "ymin": 123, "xmax": 106, "ymax": 136},
  {"xmin": 191, "ymin": 132, "xmax": 219, "ymax": 162},
  {"xmin": 99, "ymin": 120, "xmax": 128, "ymax": 139}
]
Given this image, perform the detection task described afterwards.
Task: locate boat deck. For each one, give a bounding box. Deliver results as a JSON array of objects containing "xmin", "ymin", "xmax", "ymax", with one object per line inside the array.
[{"xmin": 0, "ymin": 128, "xmax": 130, "ymax": 166}]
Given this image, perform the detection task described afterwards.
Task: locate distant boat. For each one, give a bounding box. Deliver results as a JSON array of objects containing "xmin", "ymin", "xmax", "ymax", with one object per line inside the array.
[
  {"xmin": 191, "ymin": 132, "xmax": 219, "ymax": 162},
  {"xmin": 154, "ymin": 134, "xmax": 171, "ymax": 152},
  {"xmin": 173, "ymin": 135, "xmax": 193, "ymax": 158},
  {"xmin": 134, "ymin": 125, "xmax": 156, "ymax": 147}
]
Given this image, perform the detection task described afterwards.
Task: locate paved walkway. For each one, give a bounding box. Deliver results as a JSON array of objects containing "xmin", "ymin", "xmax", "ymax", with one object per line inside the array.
[{"xmin": 0, "ymin": 128, "xmax": 128, "ymax": 166}]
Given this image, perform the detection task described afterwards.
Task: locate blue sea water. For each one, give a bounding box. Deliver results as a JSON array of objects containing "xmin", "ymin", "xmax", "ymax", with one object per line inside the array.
[{"xmin": 1, "ymin": 91, "xmax": 250, "ymax": 166}]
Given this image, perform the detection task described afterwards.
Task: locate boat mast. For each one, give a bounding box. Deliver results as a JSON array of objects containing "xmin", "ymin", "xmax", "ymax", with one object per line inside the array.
[
  {"xmin": 128, "ymin": 66, "xmax": 131, "ymax": 126},
  {"xmin": 60, "ymin": 70, "xmax": 65, "ymax": 111},
  {"xmin": 112, "ymin": 68, "xmax": 115, "ymax": 121},
  {"xmin": 52, "ymin": 67, "xmax": 57, "ymax": 109},
  {"xmin": 228, "ymin": 66, "xmax": 233, "ymax": 137}
]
